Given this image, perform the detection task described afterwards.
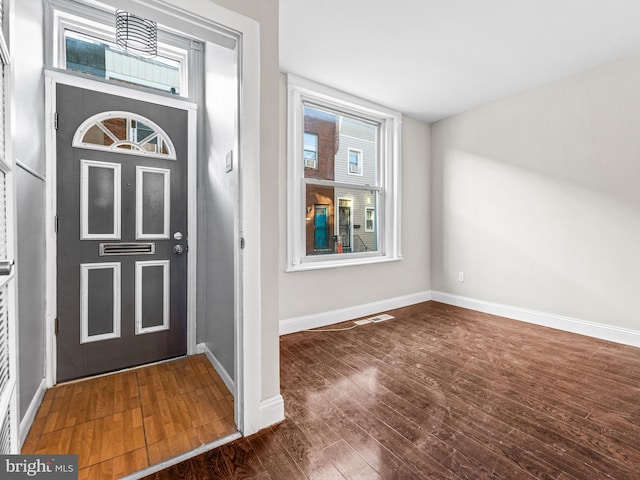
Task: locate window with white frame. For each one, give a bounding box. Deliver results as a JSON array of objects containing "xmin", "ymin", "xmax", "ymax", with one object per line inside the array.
[
  {"xmin": 47, "ymin": 0, "xmax": 199, "ymax": 99},
  {"xmin": 286, "ymin": 75, "xmax": 402, "ymax": 270}
]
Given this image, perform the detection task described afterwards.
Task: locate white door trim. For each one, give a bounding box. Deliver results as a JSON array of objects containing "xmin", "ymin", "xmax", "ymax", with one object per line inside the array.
[
  {"xmin": 44, "ymin": 0, "xmax": 270, "ymax": 439},
  {"xmin": 44, "ymin": 70, "xmax": 198, "ymax": 387}
]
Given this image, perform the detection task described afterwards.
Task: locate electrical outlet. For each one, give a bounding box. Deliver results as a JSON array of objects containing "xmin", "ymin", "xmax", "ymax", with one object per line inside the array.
[{"xmin": 458, "ymin": 272, "xmax": 464, "ymax": 282}]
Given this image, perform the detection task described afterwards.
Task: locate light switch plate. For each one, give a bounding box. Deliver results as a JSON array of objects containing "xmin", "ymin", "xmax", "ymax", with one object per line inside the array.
[{"xmin": 225, "ymin": 151, "xmax": 233, "ymax": 173}]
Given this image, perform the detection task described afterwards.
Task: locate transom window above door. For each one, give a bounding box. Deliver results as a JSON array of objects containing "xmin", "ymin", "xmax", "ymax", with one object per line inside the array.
[
  {"xmin": 73, "ymin": 111, "xmax": 177, "ymax": 160},
  {"xmin": 64, "ymin": 30, "xmax": 183, "ymax": 95},
  {"xmin": 47, "ymin": 0, "xmax": 202, "ymax": 100}
]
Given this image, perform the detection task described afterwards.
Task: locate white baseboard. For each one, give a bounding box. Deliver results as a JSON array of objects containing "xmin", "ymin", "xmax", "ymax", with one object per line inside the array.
[
  {"xmin": 259, "ymin": 394, "xmax": 284, "ymax": 429},
  {"xmin": 196, "ymin": 343, "xmax": 236, "ymax": 395},
  {"xmin": 19, "ymin": 378, "xmax": 47, "ymax": 447},
  {"xmin": 279, "ymin": 290, "xmax": 432, "ymax": 335},
  {"xmin": 431, "ymin": 291, "xmax": 640, "ymax": 348}
]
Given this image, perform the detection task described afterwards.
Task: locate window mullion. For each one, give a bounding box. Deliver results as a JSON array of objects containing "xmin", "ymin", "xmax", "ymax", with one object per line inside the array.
[{"xmin": 303, "ymin": 178, "xmax": 382, "ymax": 192}]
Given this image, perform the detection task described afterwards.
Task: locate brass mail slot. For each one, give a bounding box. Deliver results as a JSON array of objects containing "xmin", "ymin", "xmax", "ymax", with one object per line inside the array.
[{"xmin": 99, "ymin": 242, "xmax": 156, "ymax": 256}]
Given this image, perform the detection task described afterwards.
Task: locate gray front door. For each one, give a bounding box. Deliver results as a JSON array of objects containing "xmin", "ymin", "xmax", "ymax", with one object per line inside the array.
[{"xmin": 56, "ymin": 84, "xmax": 189, "ymax": 382}]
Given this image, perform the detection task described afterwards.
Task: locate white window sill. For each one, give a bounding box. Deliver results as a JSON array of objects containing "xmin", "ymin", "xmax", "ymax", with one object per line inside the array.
[{"xmin": 285, "ymin": 254, "xmax": 402, "ymax": 272}]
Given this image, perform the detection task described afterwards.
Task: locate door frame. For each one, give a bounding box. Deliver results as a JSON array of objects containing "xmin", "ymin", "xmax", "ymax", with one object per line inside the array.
[
  {"xmin": 40, "ymin": 0, "xmax": 276, "ymax": 441},
  {"xmin": 44, "ymin": 70, "xmax": 198, "ymax": 385}
]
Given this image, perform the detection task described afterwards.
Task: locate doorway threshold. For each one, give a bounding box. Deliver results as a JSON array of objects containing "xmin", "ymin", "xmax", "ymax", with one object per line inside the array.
[
  {"xmin": 22, "ymin": 354, "xmax": 236, "ymax": 479},
  {"xmin": 122, "ymin": 431, "xmax": 242, "ymax": 479}
]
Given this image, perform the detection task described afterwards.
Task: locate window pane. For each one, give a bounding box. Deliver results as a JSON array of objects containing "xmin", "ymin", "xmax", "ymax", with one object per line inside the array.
[
  {"xmin": 131, "ymin": 120, "xmax": 155, "ymax": 143},
  {"xmin": 336, "ymin": 117, "xmax": 376, "ymax": 185},
  {"xmin": 66, "ymin": 33, "xmax": 106, "ymax": 77},
  {"xmin": 335, "ymin": 189, "xmax": 378, "ymax": 253},
  {"xmin": 65, "ymin": 30, "xmax": 181, "ymax": 95},
  {"xmin": 303, "ymin": 104, "xmax": 377, "ymax": 185},
  {"xmin": 102, "ymin": 118, "xmax": 128, "ymax": 141},
  {"xmin": 303, "ymin": 106, "xmax": 337, "ymax": 180},
  {"xmin": 305, "ymin": 184, "xmax": 378, "ymax": 256},
  {"xmin": 141, "ymin": 135, "xmax": 161, "ymax": 153},
  {"xmin": 83, "ymin": 124, "xmax": 114, "ymax": 146},
  {"xmin": 305, "ymin": 184, "xmax": 334, "ymax": 255}
]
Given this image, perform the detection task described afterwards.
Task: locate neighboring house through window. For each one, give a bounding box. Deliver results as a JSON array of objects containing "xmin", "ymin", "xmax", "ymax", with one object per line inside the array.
[{"xmin": 286, "ymin": 74, "xmax": 402, "ymax": 270}]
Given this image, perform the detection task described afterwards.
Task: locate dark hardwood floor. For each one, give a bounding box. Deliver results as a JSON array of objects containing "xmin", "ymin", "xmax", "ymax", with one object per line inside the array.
[{"xmin": 145, "ymin": 301, "xmax": 640, "ymax": 479}]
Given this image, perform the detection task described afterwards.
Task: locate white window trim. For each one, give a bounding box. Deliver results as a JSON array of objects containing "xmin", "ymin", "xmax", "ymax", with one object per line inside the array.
[
  {"xmin": 347, "ymin": 148, "xmax": 363, "ymax": 176},
  {"xmin": 47, "ymin": 0, "xmax": 191, "ymax": 98},
  {"xmin": 286, "ymin": 74, "xmax": 402, "ymax": 271}
]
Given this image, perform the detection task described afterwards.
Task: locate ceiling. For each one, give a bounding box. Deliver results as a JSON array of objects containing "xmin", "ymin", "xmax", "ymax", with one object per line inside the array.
[{"xmin": 279, "ymin": 0, "xmax": 640, "ymax": 123}]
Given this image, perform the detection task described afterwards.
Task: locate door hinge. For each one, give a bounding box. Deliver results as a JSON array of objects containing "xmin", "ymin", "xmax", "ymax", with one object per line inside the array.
[
  {"xmin": 54, "ymin": 215, "xmax": 58, "ymax": 233},
  {"xmin": 55, "ymin": 318, "xmax": 59, "ymax": 336},
  {"xmin": 240, "ymin": 237, "xmax": 245, "ymax": 249},
  {"xmin": 53, "ymin": 112, "xmax": 59, "ymax": 130}
]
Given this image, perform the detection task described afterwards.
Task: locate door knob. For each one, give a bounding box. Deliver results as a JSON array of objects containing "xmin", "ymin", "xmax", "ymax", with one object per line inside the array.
[{"xmin": 173, "ymin": 244, "xmax": 186, "ymax": 255}]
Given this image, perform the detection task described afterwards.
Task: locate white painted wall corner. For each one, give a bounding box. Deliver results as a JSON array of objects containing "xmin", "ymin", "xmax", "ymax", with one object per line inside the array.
[
  {"xmin": 197, "ymin": 343, "xmax": 236, "ymax": 395},
  {"xmin": 19, "ymin": 378, "xmax": 47, "ymax": 448},
  {"xmin": 258, "ymin": 394, "xmax": 285, "ymax": 429}
]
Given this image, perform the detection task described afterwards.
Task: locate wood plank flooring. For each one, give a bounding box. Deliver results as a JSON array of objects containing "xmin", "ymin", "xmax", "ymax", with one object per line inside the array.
[
  {"xmin": 145, "ymin": 301, "xmax": 640, "ymax": 479},
  {"xmin": 22, "ymin": 354, "xmax": 236, "ymax": 479}
]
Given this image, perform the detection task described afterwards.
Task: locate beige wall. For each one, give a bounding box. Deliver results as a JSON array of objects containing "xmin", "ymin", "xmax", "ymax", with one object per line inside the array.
[
  {"xmin": 431, "ymin": 53, "xmax": 640, "ymax": 331},
  {"xmin": 14, "ymin": 0, "xmax": 47, "ymax": 423},
  {"xmin": 208, "ymin": 0, "xmax": 281, "ymax": 399},
  {"xmin": 279, "ymin": 75, "xmax": 432, "ymax": 320}
]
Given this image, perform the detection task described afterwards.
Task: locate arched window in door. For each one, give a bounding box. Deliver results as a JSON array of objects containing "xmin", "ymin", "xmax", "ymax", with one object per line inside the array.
[{"xmin": 72, "ymin": 111, "xmax": 176, "ymax": 160}]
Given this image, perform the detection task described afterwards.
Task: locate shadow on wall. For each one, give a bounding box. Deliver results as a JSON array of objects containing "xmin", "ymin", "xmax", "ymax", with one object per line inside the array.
[{"xmin": 437, "ymin": 149, "xmax": 640, "ymax": 329}]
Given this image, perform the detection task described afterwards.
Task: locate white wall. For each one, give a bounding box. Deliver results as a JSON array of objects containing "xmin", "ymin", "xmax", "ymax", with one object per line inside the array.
[
  {"xmin": 13, "ymin": 0, "xmax": 46, "ymax": 423},
  {"xmin": 431, "ymin": 52, "xmax": 640, "ymax": 333},
  {"xmin": 279, "ymin": 80, "xmax": 432, "ymax": 324},
  {"xmin": 208, "ymin": 0, "xmax": 281, "ymax": 406},
  {"xmin": 199, "ymin": 40, "xmax": 237, "ymax": 382}
]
